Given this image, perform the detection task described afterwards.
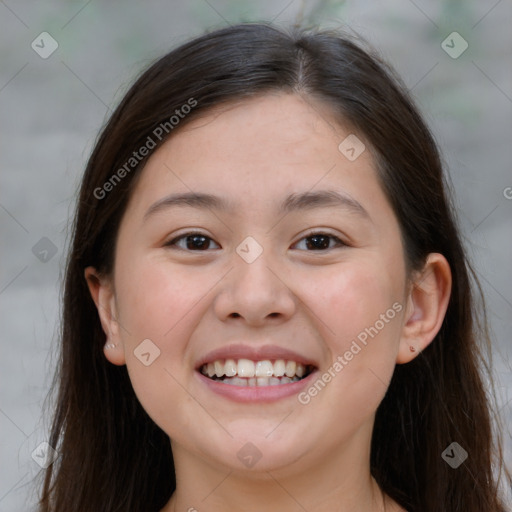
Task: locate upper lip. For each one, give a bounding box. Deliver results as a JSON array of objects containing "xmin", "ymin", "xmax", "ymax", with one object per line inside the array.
[{"xmin": 195, "ymin": 343, "xmax": 319, "ymax": 370}]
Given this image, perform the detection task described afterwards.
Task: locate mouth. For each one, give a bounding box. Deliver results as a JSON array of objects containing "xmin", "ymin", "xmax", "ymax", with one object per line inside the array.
[{"xmin": 199, "ymin": 358, "xmax": 317, "ymax": 387}]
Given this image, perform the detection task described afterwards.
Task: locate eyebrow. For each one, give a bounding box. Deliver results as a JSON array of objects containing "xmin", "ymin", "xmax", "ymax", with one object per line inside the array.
[{"xmin": 143, "ymin": 190, "xmax": 371, "ymax": 222}]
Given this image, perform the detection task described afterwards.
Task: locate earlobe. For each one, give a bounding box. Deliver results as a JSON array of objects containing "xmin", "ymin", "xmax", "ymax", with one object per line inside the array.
[
  {"xmin": 84, "ymin": 267, "xmax": 126, "ymax": 366},
  {"xmin": 396, "ymin": 253, "xmax": 452, "ymax": 364}
]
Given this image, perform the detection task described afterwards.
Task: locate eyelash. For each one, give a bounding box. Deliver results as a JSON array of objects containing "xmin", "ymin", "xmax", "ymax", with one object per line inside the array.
[{"xmin": 164, "ymin": 230, "xmax": 348, "ymax": 252}]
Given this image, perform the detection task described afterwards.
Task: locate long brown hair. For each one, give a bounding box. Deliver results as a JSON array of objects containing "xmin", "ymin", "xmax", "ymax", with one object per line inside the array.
[{"xmin": 37, "ymin": 22, "xmax": 510, "ymax": 511}]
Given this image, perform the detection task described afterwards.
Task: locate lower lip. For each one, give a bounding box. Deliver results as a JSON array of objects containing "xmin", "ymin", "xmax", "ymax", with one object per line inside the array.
[{"xmin": 196, "ymin": 370, "xmax": 318, "ymax": 403}]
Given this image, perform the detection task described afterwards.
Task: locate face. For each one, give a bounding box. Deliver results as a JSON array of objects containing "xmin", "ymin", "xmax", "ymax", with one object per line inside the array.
[{"xmin": 91, "ymin": 92, "xmax": 416, "ymax": 475}]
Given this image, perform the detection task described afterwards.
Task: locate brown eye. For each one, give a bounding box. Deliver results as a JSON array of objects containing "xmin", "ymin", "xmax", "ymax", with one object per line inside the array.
[
  {"xmin": 292, "ymin": 232, "xmax": 346, "ymax": 251},
  {"xmin": 165, "ymin": 232, "xmax": 220, "ymax": 251}
]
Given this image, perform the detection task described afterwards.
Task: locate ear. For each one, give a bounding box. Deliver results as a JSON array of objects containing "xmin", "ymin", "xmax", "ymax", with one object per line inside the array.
[
  {"xmin": 396, "ymin": 253, "xmax": 452, "ymax": 364},
  {"xmin": 84, "ymin": 266, "xmax": 126, "ymax": 366}
]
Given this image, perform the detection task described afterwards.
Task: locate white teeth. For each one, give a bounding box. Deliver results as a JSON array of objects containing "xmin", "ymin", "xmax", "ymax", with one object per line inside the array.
[
  {"xmin": 273, "ymin": 359, "xmax": 286, "ymax": 377},
  {"xmin": 284, "ymin": 361, "xmax": 296, "ymax": 377},
  {"xmin": 237, "ymin": 359, "xmax": 255, "ymax": 377},
  {"xmin": 255, "ymin": 360, "xmax": 273, "ymax": 377},
  {"xmin": 227, "ymin": 377, "xmax": 247, "ymax": 386},
  {"xmin": 218, "ymin": 375, "xmax": 301, "ymax": 387},
  {"xmin": 224, "ymin": 359, "xmax": 237, "ymax": 377},
  {"xmin": 200, "ymin": 358, "xmax": 313, "ymax": 382},
  {"xmin": 214, "ymin": 360, "xmax": 224, "ymax": 377}
]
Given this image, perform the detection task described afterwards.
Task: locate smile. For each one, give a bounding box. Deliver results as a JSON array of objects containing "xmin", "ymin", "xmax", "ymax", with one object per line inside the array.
[{"xmin": 199, "ymin": 358, "xmax": 315, "ymax": 387}]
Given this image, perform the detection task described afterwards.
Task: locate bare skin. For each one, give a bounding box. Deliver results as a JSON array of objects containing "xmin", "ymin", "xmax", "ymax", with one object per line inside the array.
[{"xmin": 86, "ymin": 92, "xmax": 451, "ymax": 512}]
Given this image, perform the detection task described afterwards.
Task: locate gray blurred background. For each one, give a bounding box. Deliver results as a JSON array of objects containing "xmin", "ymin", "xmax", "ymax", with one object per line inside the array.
[{"xmin": 1, "ymin": 0, "xmax": 511, "ymax": 510}]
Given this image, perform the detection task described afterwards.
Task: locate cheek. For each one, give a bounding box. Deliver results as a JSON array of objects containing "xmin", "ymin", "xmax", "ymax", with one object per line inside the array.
[
  {"xmin": 115, "ymin": 255, "xmax": 205, "ymax": 342},
  {"xmin": 316, "ymin": 260, "xmax": 402, "ymax": 343},
  {"xmin": 112, "ymin": 257, "xmax": 208, "ymax": 426},
  {"xmin": 114, "ymin": 255, "xmax": 218, "ymax": 397},
  {"xmin": 302, "ymin": 261, "xmax": 403, "ymax": 415}
]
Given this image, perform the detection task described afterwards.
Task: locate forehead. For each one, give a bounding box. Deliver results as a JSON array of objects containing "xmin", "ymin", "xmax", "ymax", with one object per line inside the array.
[
  {"xmin": 163, "ymin": 92, "xmax": 354, "ymax": 171},
  {"xmin": 122, "ymin": 92, "xmax": 391, "ymax": 224}
]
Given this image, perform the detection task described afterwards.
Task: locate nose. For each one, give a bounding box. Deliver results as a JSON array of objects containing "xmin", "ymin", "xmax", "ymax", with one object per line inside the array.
[{"xmin": 212, "ymin": 248, "xmax": 297, "ymax": 327}]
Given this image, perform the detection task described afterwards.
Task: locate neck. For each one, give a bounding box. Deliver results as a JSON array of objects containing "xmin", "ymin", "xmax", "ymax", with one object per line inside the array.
[{"xmin": 161, "ymin": 425, "xmax": 402, "ymax": 512}]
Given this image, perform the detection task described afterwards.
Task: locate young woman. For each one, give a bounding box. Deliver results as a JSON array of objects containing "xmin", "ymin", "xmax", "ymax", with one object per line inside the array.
[{"xmin": 38, "ymin": 22, "xmax": 510, "ymax": 511}]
